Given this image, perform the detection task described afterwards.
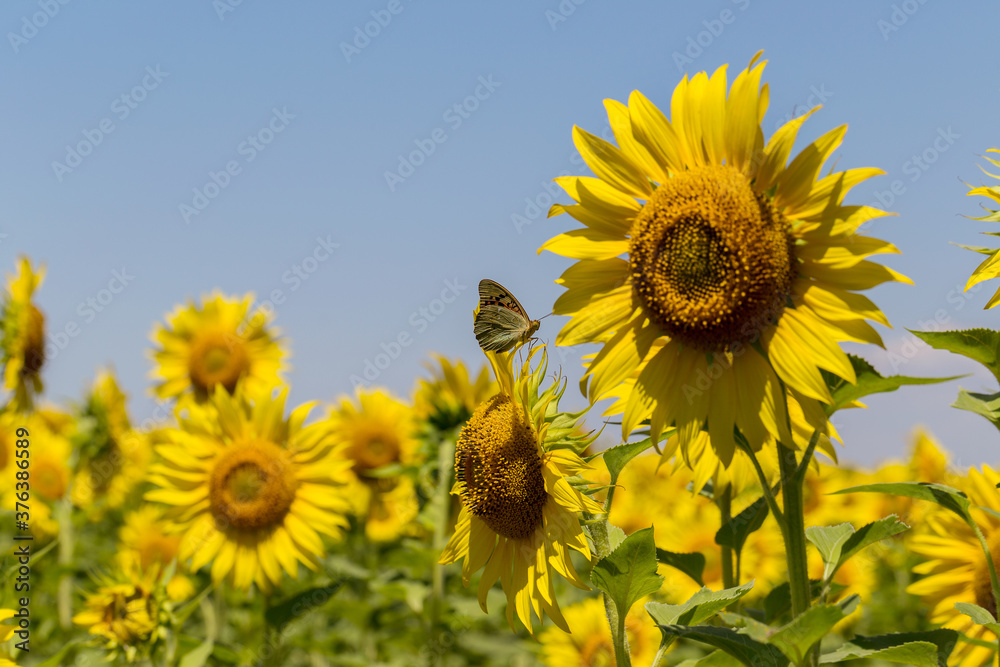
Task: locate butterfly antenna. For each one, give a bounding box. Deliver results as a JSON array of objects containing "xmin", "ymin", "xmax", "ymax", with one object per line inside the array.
[{"xmin": 537, "ymin": 312, "xmax": 555, "ymax": 321}]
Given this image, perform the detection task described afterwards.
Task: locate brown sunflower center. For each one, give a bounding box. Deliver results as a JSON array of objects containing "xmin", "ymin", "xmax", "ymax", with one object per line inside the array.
[
  {"xmin": 188, "ymin": 330, "xmax": 250, "ymax": 395},
  {"xmin": 629, "ymin": 164, "xmax": 795, "ymax": 352},
  {"xmin": 34, "ymin": 458, "xmax": 68, "ymax": 501},
  {"xmin": 350, "ymin": 429, "xmax": 401, "ymax": 475},
  {"xmin": 973, "ymin": 530, "xmax": 1000, "ymax": 617},
  {"xmin": 208, "ymin": 439, "xmax": 297, "ymax": 531},
  {"xmin": 455, "ymin": 393, "xmax": 546, "ymax": 540},
  {"xmin": 22, "ymin": 304, "xmax": 46, "ymax": 377},
  {"xmin": 137, "ymin": 533, "xmax": 180, "ymax": 569}
]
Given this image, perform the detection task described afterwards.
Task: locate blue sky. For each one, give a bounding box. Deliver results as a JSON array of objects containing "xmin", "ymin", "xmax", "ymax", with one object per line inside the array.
[{"xmin": 3, "ymin": 0, "xmax": 999, "ymax": 469}]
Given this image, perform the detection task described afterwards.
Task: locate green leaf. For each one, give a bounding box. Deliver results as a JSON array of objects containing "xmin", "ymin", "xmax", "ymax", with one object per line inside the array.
[
  {"xmin": 762, "ymin": 581, "xmax": 843, "ymax": 623},
  {"xmin": 716, "ymin": 497, "xmax": 769, "ymax": 553},
  {"xmin": 590, "ymin": 527, "xmax": 663, "ymax": 621},
  {"xmin": 805, "ymin": 524, "xmax": 855, "ymax": 582},
  {"xmin": 264, "ymin": 582, "xmax": 341, "ymax": 632},
  {"xmin": 910, "ymin": 328, "xmax": 1000, "ymax": 383},
  {"xmin": 833, "ymin": 482, "xmax": 971, "ymax": 522},
  {"xmin": 603, "ymin": 437, "xmax": 656, "ymax": 482},
  {"xmin": 770, "ymin": 602, "xmax": 856, "ymax": 665},
  {"xmin": 34, "ymin": 640, "xmax": 83, "ymax": 667},
  {"xmin": 819, "ymin": 629, "xmax": 960, "ymax": 666},
  {"xmin": 836, "ymin": 515, "xmax": 909, "ymax": 573},
  {"xmin": 178, "ymin": 640, "xmax": 215, "ymax": 667},
  {"xmin": 654, "ymin": 625, "xmax": 787, "ymax": 666},
  {"xmin": 820, "ymin": 354, "xmax": 961, "ymax": 415},
  {"xmin": 655, "ymin": 548, "xmax": 706, "ymax": 586},
  {"xmin": 955, "ymin": 602, "xmax": 1000, "ymax": 635},
  {"xmin": 646, "ymin": 581, "xmax": 755, "ymax": 627},
  {"xmin": 676, "ymin": 650, "xmax": 748, "ymax": 666},
  {"xmin": 953, "ymin": 389, "xmax": 1000, "ymax": 431}
]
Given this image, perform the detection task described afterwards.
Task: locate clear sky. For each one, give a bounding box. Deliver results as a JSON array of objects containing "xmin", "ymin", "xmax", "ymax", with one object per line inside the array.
[{"xmin": 3, "ymin": 0, "xmax": 1000, "ymax": 469}]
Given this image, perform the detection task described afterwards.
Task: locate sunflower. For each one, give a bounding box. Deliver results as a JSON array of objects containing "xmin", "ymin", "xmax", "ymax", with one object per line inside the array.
[
  {"xmin": 70, "ymin": 371, "xmax": 151, "ymax": 516},
  {"xmin": 120, "ymin": 506, "xmax": 196, "ymax": 602},
  {"xmin": 330, "ymin": 388, "xmax": 420, "ymax": 480},
  {"xmin": 364, "ymin": 476, "xmax": 421, "ymax": 543},
  {"xmin": 72, "ymin": 551, "xmax": 170, "ymax": 663},
  {"xmin": 0, "ymin": 257, "xmax": 46, "ymax": 411},
  {"xmin": 413, "ymin": 354, "xmax": 498, "ymax": 434},
  {"xmin": 960, "ymin": 148, "xmax": 1000, "ymax": 308},
  {"xmin": 439, "ymin": 346, "xmax": 603, "ymax": 634},
  {"xmin": 149, "ymin": 292, "xmax": 286, "ymax": 404},
  {"xmin": 539, "ymin": 596, "xmax": 660, "ymax": 666},
  {"xmin": 146, "ymin": 384, "xmax": 352, "ymax": 591},
  {"xmin": 540, "ymin": 53, "xmax": 906, "ymax": 466},
  {"xmin": 908, "ymin": 465, "xmax": 1000, "ymax": 666}
]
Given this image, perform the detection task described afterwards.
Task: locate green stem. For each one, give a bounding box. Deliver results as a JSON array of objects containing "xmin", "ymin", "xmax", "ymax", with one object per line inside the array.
[
  {"xmin": 718, "ymin": 486, "xmax": 735, "ymax": 590},
  {"xmin": 591, "ymin": 518, "xmax": 630, "ymax": 667},
  {"xmin": 740, "ymin": 441, "xmax": 784, "ymax": 530},
  {"xmin": 56, "ymin": 496, "xmax": 73, "ymax": 629},
  {"xmin": 430, "ymin": 434, "xmax": 455, "ymax": 645},
  {"xmin": 969, "ymin": 520, "xmax": 1000, "ymax": 665}
]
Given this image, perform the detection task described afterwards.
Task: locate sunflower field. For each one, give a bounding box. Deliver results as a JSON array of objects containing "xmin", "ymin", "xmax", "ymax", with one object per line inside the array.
[{"xmin": 6, "ymin": 5, "xmax": 1000, "ymax": 666}]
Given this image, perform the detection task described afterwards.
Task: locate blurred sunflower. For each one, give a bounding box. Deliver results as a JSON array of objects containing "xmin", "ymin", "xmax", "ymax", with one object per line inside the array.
[
  {"xmin": 539, "ymin": 596, "xmax": 660, "ymax": 666},
  {"xmin": 70, "ymin": 370, "xmax": 151, "ymax": 516},
  {"xmin": 146, "ymin": 385, "xmax": 352, "ymax": 590},
  {"xmin": 908, "ymin": 465, "xmax": 1000, "ymax": 666},
  {"xmin": 149, "ymin": 292, "xmax": 286, "ymax": 404},
  {"xmin": 329, "ymin": 388, "xmax": 422, "ymax": 540},
  {"xmin": 73, "ymin": 552, "xmax": 171, "ymax": 663},
  {"xmin": 413, "ymin": 355, "xmax": 497, "ymax": 433},
  {"xmin": 0, "ymin": 257, "xmax": 46, "ymax": 411},
  {"xmin": 439, "ymin": 346, "xmax": 602, "ymax": 634},
  {"xmin": 540, "ymin": 53, "xmax": 906, "ymax": 466},
  {"xmin": 120, "ymin": 505, "xmax": 196, "ymax": 602}
]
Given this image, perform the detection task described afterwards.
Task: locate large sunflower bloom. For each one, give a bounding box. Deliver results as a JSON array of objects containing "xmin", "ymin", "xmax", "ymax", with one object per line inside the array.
[
  {"xmin": 146, "ymin": 385, "xmax": 352, "ymax": 591},
  {"xmin": 0, "ymin": 257, "xmax": 46, "ymax": 411},
  {"xmin": 962, "ymin": 148, "xmax": 1000, "ymax": 308},
  {"xmin": 540, "ymin": 53, "xmax": 907, "ymax": 465},
  {"xmin": 439, "ymin": 346, "xmax": 602, "ymax": 634},
  {"xmin": 149, "ymin": 292, "xmax": 287, "ymax": 404},
  {"xmin": 907, "ymin": 465, "xmax": 1000, "ymax": 666}
]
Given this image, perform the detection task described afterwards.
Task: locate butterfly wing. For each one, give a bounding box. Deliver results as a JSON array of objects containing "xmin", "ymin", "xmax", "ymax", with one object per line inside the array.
[{"xmin": 474, "ymin": 279, "xmax": 540, "ymax": 352}]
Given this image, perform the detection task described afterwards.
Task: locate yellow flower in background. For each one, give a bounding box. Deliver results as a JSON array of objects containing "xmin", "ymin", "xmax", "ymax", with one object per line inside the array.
[
  {"xmin": 331, "ymin": 388, "xmax": 420, "ymax": 479},
  {"xmin": 0, "ymin": 257, "xmax": 46, "ymax": 411},
  {"xmin": 146, "ymin": 385, "xmax": 352, "ymax": 591},
  {"xmin": 120, "ymin": 506, "xmax": 195, "ymax": 602},
  {"xmin": 364, "ymin": 476, "xmax": 421, "ymax": 543},
  {"xmin": 539, "ymin": 596, "xmax": 660, "ymax": 666},
  {"xmin": 908, "ymin": 465, "xmax": 1000, "ymax": 666},
  {"xmin": 413, "ymin": 354, "xmax": 498, "ymax": 433},
  {"xmin": 540, "ymin": 53, "xmax": 906, "ymax": 467},
  {"xmin": 70, "ymin": 371, "xmax": 151, "ymax": 516},
  {"xmin": 0, "ymin": 609, "xmax": 16, "ymax": 642},
  {"xmin": 149, "ymin": 292, "xmax": 286, "ymax": 404},
  {"xmin": 73, "ymin": 552, "xmax": 169, "ymax": 662},
  {"xmin": 440, "ymin": 347, "xmax": 602, "ymax": 634}
]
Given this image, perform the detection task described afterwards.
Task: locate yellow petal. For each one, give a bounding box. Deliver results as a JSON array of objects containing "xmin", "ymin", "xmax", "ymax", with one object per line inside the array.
[{"xmin": 572, "ymin": 126, "xmax": 652, "ymax": 198}]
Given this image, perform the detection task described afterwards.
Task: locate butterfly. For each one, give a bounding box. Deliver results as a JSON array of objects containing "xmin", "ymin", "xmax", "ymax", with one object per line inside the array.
[{"xmin": 474, "ymin": 279, "xmax": 540, "ymax": 353}]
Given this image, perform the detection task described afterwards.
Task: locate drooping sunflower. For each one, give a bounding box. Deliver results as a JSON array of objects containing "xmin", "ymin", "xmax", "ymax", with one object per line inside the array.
[
  {"xmin": 70, "ymin": 370, "xmax": 151, "ymax": 517},
  {"xmin": 439, "ymin": 346, "xmax": 603, "ymax": 634},
  {"xmin": 539, "ymin": 595, "xmax": 661, "ymax": 666},
  {"xmin": 540, "ymin": 53, "xmax": 906, "ymax": 465},
  {"xmin": 73, "ymin": 551, "xmax": 172, "ymax": 663},
  {"xmin": 908, "ymin": 465, "xmax": 1000, "ymax": 666},
  {"xmin": 0, "ymin": 257, "xmax": 46, "ymax": 411},
  {"xmin": 413, "ymin": 354, "xmax": 498, "ymax": 434},
  {"xmin": 146, "ymin": 384, "xmax": 352, "ymax": 591},
  {"xmin": 149, "ymin": 292, "xmax": 287, "ymax": 404}
]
